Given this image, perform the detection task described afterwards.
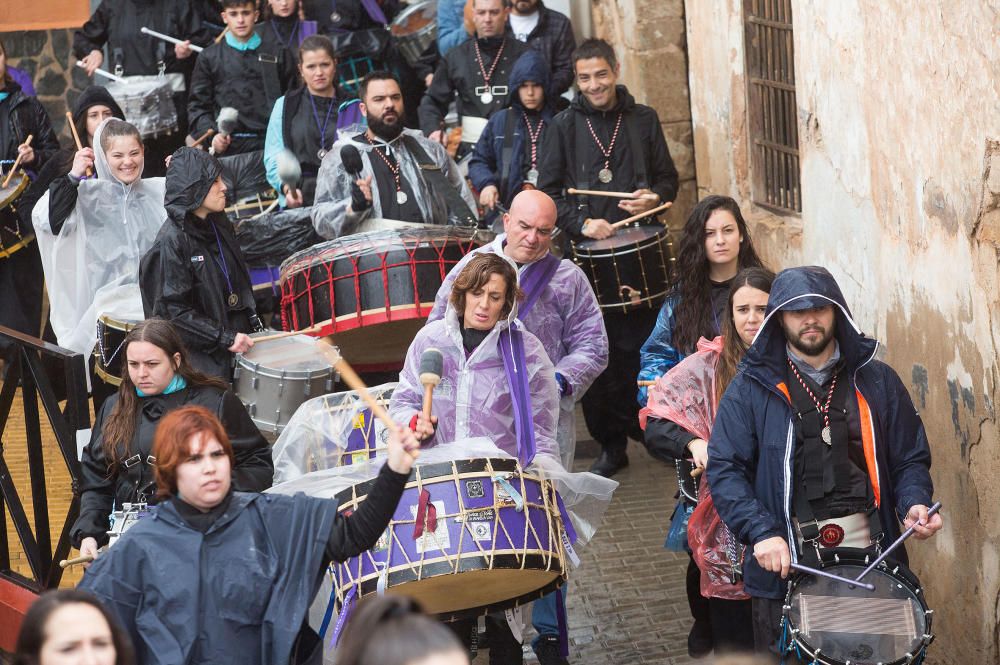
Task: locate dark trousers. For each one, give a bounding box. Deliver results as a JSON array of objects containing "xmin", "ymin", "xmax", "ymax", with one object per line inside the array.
[
  {"xmin": 449, "ymin": 613, "xmax": 523, "ymax": 665},
  {"xmin": 751, "ymin": 596, "xmax": 785, "ymax": 661},
  {"xmin": 581, "ymin": 307, "xmax": 659, "ymax": 453},
  {"xmin": 709, "ymin": 596, "xmax": 754, "ymax": 653}
]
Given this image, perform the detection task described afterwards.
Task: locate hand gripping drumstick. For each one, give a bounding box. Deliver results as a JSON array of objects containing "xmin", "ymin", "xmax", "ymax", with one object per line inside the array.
[
  {"xmin": 191, "ymin": 128, "xmax": 215, "ymax": 148},
  {"xmin": 3, "ymin": 135, "xmax": 33, "ymax": 188},
  {"xmin": 316, "ymin": 341, "xmax": 419, "ymax": 459},
  {"xmin": 252, "ymin": 323, "xmax": 323, "ymax": 344},
  {"xmin": 140, "ymin": 27, "xmax": 204, "ymax": 53},
  {"xmin": 568, "ymin": 187, "xmax": 659, "ymax": 200},
  {"xmin": 854, "ymin": 501, "xmax": 942, "ymax": 582},
  {"xmin": 59, "ymin": 554, "xmax": 95, "ymax": 568},
  {"xmin": 419, "ymin": 348, "xmax": 443, "ymax": 422},
  {"xmin": 609, "ymin": 201, "xmax": 673, "ymax": 230},
  {"xmin": 65, "ymin": 112, "xmax": 94, "ymax": 178},
  {"xmin": 75, "ymin": 60, "xmax": 126, "ymax": 83}
]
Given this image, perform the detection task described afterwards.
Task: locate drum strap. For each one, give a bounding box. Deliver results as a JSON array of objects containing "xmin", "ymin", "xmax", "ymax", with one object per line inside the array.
[
  {"xmin": 624, "ymin": 110, "xmax": 649, "ymax": 190},
  {"xmin": 500, "ymin": 108, "xmax": 518, "ymax": 189},
  {"xmin": 571, "ymin": 112, "xmax": 593, "ymax": 220},
  {"xmin": 401, "ymin": 135, "xmax": 479, "ymax": 226},
  {"xmin": 258, "ymin": 50, "xmax": 284, "ymax": 106}
]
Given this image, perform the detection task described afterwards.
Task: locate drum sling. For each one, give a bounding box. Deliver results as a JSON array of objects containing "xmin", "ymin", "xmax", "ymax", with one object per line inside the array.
[
  {"xmin": 499, "ymin": 109, "xmax": 518, "ymax": 190},
  {"xmin": 401, "ymin": 135, "xmax": 479, "ymax": 226}
]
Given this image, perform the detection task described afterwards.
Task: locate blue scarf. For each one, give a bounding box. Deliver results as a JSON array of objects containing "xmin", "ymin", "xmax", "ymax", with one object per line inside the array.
[
  {"xmin": 225, "ymin": 31, "xmax": 262, "ymax": 51},
  {"xmin": 136, "ymin": 374, "xmax": 187, "ymax": 397},
  {"xmin": 0, "ymin": 92, "xmax": 9, "ymax": 103}
]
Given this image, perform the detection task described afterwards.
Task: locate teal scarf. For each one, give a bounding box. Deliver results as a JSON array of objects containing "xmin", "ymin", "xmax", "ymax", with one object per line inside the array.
[
  {"xmin": 225, "ymin": 31, "xmax": 261, "ymax": 51},
  {"xmin": 136, "ymin": 374, "xmax": 187, "ymax": 397}
]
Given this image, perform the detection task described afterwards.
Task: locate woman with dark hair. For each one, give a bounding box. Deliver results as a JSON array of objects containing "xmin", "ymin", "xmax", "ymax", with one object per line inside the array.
[
  {"xmin": 79, "ymin": 404, "xmax": 419, "ymax": 665},
  {"xmin": 640, "ymin": 267, "xmax": 775, "ymax": 657},
  {"xmin": 337, "ymin": 597, "xmax": 469, "ymax": 665},
  {"xmin": 70, "ymin": 318, "xmax": 272, "ymax": 566},
  {"xmin": 0, "ymin": 38, "xmax": 60, "ymax": 354},
  {"xmin": 638, "ymin": 194, "xmax": 765, "ymax": 406},
  {"xmin": 264, "ymin": 34, "xmax": 341, "ymax": 208},
  {"xmin": 13, "ymin": 588, "xmax": 135, "ymax": 665},
  {"xmin": 262, "ymin": 0, "xmax": 319, "ymax": 55}
]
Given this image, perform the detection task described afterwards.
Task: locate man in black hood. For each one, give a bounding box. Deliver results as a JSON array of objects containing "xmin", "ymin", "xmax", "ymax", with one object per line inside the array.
[
  {"xmin": 140, "ymin": 147, "xmax": 263, "ymax": 379},
  {"xmin": 537, "ymin": 38, "xmax": 679, "ymax": 477}
]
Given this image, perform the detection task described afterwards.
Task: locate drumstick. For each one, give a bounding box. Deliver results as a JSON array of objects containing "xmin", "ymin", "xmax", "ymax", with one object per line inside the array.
[
  {"xmin": 59, "ymin": 554, "xmax": 95, "ymax": 568},
  {"xmin": 3, "ymin": 135, "xmax": 33, "ymax": 188},
  {"xmin": 854, "ymin": 501, "xmax": 942, "ymax": 582},
  {"xmin": 252, "ymin": 324, "xmax": 322, "ymax": 343},
  {"xmin": 637, "ymin": 380, "xmax": 656, "ymax": 387},
  {"xmin": 790, "ymin": 562, "xmax": 876, "ymax": 592},
  {"xmin": 609, "ymin": 202, "xmax": 673, "ymax": 230},
  {"xmin": 568, "ymin": 188, "xmax": 658, "ymax": 200},
  {"xmin": 140, "ymin": 26, "xmax": 204, "ymax": 53},
  {"xmin": 65, "ymin": 112, "xmax": 94, "ymax": 178},
  {"xmin": 315, "ymin": 341, "xmax": 419, "ymax": 459},
  {"xmin": 215, "ymin": 26, "xmax": 230, "ymax": 44},
  {"xmin": 191, "ymin": 128, "xmax": 215, "ymax": 148},
  {"xmin": 75, "ymin": 60, "xmax": 126, "ymax": 83}
]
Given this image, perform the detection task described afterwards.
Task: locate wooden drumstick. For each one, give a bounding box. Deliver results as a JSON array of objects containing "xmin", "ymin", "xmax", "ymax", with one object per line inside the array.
[
  {"xmin": 637, "ymin": 380, "xmax": 656, "ymax": 387},
  {"xmin": 215, "ymin": 26, "xmax": 230, "ymax": 44},
  {"xmin": 191, "ymin": 128, "xmax": 215, "ymax": 148},
  {"xmin": 568, "ymin": 187, "xmax": 658, "ymax": 200},
  {"xmin": 419, "ymin": 348, "xmax": 443, "ymax": 422},
  {"xmin": 609, "ymin": 202, "xmax": 673, "ymax": 230},
  {"xmin": 3, "ymin": 134, "xmax": 33, "ymax": 188},
  {"xmin": 691, "ymin": 466, "xmax": 704, "ymax": 478},
  {"xmin": 316, "ymin": 341, "xmax": 420, "ymax": 459},
  {"xmin": 65, "ymin": 112, "xmax": 94, "ymax": 178},
  {"xmin": 59, "ymin": 554, "xmax": 95, "ymax": 568},
  {"xmin": 252, "ymin": 323, "xmax": 322, "ymax": 344}
]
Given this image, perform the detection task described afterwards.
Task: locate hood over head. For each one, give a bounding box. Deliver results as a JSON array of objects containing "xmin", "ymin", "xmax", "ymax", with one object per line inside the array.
[
  {"xmin": 164, "ymin": 147, "xmax": 223, "ymax": 221},
  {"xmin": 508, "ymin": 49, "xmax": 553, "ymax": 115},
  {"xmin": 92, "ymin": 117, "xmax": 146, "ymax": 185},
  {"xmin": 743, "ymin": 266, "xmax": 878, "ymax": 386},
  {"xmin": 72, "ymin": 85, "xmax": 126, "ymax": 127}
]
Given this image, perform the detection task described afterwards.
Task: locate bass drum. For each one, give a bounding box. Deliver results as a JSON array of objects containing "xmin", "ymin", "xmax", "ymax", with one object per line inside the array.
[{"xmin": 571, "ymin": 223, "xmax": 672, "ymax": 313}]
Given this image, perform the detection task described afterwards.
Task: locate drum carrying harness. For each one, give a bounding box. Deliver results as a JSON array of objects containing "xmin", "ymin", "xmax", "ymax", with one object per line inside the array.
[{"xmin": 400, "ymin": 135, "xmax": 479, "ymax": 226}]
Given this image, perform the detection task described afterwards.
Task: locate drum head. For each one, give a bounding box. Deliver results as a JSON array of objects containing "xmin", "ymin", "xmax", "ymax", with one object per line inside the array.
[
  {"xmin": 574, "ymin": 224, "xmax": 667, "ymax": 252},
  {"xmin": 787, "ymin": 562, "xmax": 929, "ymax": 664},
  {"xmin": 0, "ymin": 170, "xmax": 29, "ymax": 209},
  {"xmin": 243, "ymin": 334, "xmax": 331, "ymax": 373}
]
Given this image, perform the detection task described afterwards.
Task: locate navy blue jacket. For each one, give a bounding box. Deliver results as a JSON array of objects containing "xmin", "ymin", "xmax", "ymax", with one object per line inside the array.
[
  {"xmin": 467, "ymin": 49, "xmax": 554, "ymax": 208},
  {"xmin": 707, "ymin": 267, "xmax": 935, "ymax": 599}
]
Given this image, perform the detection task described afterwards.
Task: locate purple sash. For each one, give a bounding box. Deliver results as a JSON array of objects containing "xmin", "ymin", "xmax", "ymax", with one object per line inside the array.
[
  {"xmin": 299, "ymin": 20, "xmax": 318, "ymax": 43},
  {"xmin": 359, "ymin": 0, "xmax": 390, "ymax": 25},
  {"xmin": 517, "ymin": 252, "xmax": 560, "ymax": 319}
]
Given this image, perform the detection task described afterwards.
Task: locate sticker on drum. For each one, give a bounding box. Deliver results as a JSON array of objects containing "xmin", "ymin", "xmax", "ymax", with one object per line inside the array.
[
  {"xmin": 572, "ymin": 224, "xmax": 672, "ymax": 312},
  {"xmin": 234, "ymin": 335, "xmax": 339, "ymax": 438}
]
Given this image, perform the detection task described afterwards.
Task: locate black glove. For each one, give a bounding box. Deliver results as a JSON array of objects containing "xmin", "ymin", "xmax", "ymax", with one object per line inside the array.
[{"xmin": 350, "ymin": 181, "xmax": 371, "ymax": 212}]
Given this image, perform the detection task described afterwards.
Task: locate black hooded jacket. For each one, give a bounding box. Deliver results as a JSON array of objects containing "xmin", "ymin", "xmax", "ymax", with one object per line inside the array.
[
  {"xmin": 0, "ymin": 82, "xmax": 61, "ymax": 233},
  {"xmin": 71, "ymin": 383, "xmax": 273, "ymax": 548},
  {"xmin": 537, "ymin": 85, "xmax": 679, "ymax": 237},
  {"xmin": 22, "ymin": 86, "xmax": 127, "ymax": 233},
  {"xmin": 140, "ymin": 148, "xmax": 260, "ymax": 379},
  {"xmin": 504, "ymin": 1, "xmax": 576, "ymax": 97}
]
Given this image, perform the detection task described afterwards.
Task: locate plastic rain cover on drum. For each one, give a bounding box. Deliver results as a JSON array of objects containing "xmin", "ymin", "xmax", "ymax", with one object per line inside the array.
[{"xmin": 32, "ymin": 118, "xmax": 166, "ymax": 354}]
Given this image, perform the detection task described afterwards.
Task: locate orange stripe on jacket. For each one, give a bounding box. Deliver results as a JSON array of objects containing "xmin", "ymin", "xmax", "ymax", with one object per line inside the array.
[
  {"xmin": 776, "ymin": 382, "xmax": 791, "ymax": 403},
  {"xmin": 855, "ymin": 389, "xmax": 881, "ymax": 506}
]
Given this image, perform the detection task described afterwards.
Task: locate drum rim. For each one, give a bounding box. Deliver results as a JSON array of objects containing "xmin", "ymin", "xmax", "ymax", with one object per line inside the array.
[
  {"xmin": 234, "ymin": 359, "xmax": 337, "ymax": 380},
  {"xmin": 390, "ymin": 0, "xmax": 437, "ymax": 29},
  {"xmin": 0, "ymin": 170, "xmax": 30, "ymax": 207},
  {"xmin": 97, "ymin": 313, "xmax": 142, "ymax": 331},
  {"xmin": 572, "ymin": 233, "xmax": 670, "ymax": 258}
]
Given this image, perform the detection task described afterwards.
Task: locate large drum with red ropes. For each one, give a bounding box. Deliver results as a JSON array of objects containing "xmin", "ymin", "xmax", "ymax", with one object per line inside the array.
[{"xmin": 279, "ymin": 227, "xmax": 480, "ymax": 372}]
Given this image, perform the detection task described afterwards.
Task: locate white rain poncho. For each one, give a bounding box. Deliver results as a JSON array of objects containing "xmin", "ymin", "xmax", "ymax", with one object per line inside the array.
[
  {"xmin": 311, "ymin": 128, "xmax": 476, "ymax": 239},
  {"xmin": 32, "ymin": 119, "xmax": 166, "ymax": 354}
]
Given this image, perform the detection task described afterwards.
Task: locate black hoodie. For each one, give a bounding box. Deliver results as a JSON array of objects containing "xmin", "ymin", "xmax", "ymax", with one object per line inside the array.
[
  {"xmin": 139, "ymin": 148, "xmax": 260, "ymax": 379},
  {"xmin": 537, "ymin": 84, "xmax": 679, "ymax": 237}
]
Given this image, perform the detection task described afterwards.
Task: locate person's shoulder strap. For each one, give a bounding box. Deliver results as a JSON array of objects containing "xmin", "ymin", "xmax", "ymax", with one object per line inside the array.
[
  {"xmin": 400, "ymin": 134, "xmax": 479, "ymax": 227},
  {"xmin": 625, "ymin": 107, "xmax": 649, "ymax": 190},
  {"xmin": 499, "ymin": 109, "xmax": 518, "ymax": 189}
]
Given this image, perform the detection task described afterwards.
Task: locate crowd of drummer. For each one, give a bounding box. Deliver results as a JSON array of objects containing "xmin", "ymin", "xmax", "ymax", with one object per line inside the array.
[{"xmin": 1, "ymin": 1, "xmax": 942, "ymax": 665}]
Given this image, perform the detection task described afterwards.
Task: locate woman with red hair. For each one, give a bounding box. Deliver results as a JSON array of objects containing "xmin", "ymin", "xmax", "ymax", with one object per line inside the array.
[{"xmin": 79, "ymin": 404, "xmax": 420, "ymax": 665}]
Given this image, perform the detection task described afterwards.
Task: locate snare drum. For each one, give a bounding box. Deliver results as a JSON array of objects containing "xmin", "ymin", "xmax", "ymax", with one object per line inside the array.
[
  {"xmin": 234, "ymin": 334, "xmax": 339, "ymax": 439},
  {"xmin": 571, "ymin": 224, "xmax": 673, "ymax": 313},
  {"xmin": 390, "ymin": 0, "xmax": 438, "ymax": 67},
  {"xmin": 94, "ymin": 314, "xmax": 141, "ymax": 386},
  {"xmin": 279, "ymin": 227, "xmax": 479, "ymax": 371},
  {"xmin": 332, "ymin": 457, "xmax": 567, "ymax": 619},
  {"xmin": 782, "ymin": 548, "xmax": 934, "ymax": 665},
  {"xmin": 0, "ymin": 169, "xmax": 33, "ymax": 259},
  {"xmin": 107, "ymin": 502, "xmax": 150, "ymax": 548},
  {"xmin": 106, "ymin": 75, "xmax": 179, "ymax": 138}
]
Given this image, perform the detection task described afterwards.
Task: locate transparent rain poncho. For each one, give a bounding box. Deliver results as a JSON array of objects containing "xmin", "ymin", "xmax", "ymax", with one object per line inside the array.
[
  {"xmin": 32, "ymin": 118, "xmax": 166, "ymax": 354},
  {"xmin": 311, "ymin": 128, "xmax": 476, "ymax": 239},
  {"xmin": 640, "ymin": 335, "xmax": 749, "ymax": 600}
]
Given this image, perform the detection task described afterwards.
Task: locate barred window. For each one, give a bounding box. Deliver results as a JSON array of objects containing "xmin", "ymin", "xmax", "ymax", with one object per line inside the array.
[{"xmin": 744, "ymin": 0, "xmax": 801, "ymax": 213}]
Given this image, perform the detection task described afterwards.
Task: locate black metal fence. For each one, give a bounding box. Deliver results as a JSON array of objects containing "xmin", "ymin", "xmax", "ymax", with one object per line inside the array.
[{"xmin": 0, "ymin": 325, "xmax": 88, "ymax": 593}]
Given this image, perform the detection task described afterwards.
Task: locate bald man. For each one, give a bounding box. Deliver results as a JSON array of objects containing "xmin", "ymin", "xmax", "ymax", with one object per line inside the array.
[{"xmin": 427, "ymin": 189, "xmax": 608, "ymax": 664}]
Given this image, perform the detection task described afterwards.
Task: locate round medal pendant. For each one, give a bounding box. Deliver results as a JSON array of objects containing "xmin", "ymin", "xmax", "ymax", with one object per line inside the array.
[
  {"xmin": 329, "ymin": 11, "xmax": 342, "ymax": 22},
  {"xmin": 396, "ymin": 190, "xmax": 408, "ymax": 205},
  {"xmin": 598, "ymin": 168, "xmax": 613, "ymax": 184},
  {"xmin": 481, "ymin": 91, "xmax": 494, "ymax": 105},
  {"xmin": 227, "ymin": 293, "xmax": 239, "ymax": 308},
  {"xmin": 526, "ymin": 168, "xmax": 539, "ymax": 184},
  {"xmin": 317, "ymin": 148, "xmax": 328, "ymax": 160},
  {"xmin": 821, "ymin": 425, "xmax": 832, "ymax": 445}
]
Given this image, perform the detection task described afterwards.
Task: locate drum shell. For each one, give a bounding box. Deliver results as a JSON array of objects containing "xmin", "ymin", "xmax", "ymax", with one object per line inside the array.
[
  {"xmin": 107, "ymin": 503, "xmax": 150, "ymax": 548},
  {"xmin": 390, "ymin": 0, "xmax": 438, "ymax": 67},
  {"xmin": 106, "ymin": 76, "xmax": 179, "ymax": 138},
  {"xmin": 0, "ymin": 170, "xmax": 33, "ymax": 258},
  {"xmin": 94, "ymin": 314, "xmax": 141, "ymax": 386},
  {"xmin": 571, "ymin": 224, "xmax": 672, "ymax": 313},
  {"xmin": 332, "ymin": 457, "xmax": 566, "ymax": 619}
]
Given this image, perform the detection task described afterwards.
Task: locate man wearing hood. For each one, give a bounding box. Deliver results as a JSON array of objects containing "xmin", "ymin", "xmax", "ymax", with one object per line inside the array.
[
  {"xmin": 467, "ymin": 49, "xmax": 554, "ymax": 218},
  {"xmin": 505, "ymin": 0, "xmax": 576, "ymax": 99},
  {"xmin": 707, "ymin": 266, "xmax": 942, "ymax": 655},
  {"xmin": 140, "ymin": 147, "xmax": 263, "ymax": 379},
  {"xmin": 419, "ymin": 0, "xmax": 528, "ymax": 156},
  {"xmin": 537, "ymin": 38, "xmax": 679, "ymax": 477},
  {"xmin": 312, "ymin": 71, "xmax": 475, "ymax": 238}
]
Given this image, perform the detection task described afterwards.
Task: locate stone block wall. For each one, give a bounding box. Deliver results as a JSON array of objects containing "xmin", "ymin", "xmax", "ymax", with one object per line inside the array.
[
  {"xmin": 1, "ymin": 29, "xmax": 88, "ymax": 143},
  {"xmin": 590, "ymin": 0, "xmax": 696, "ymax": 232}
]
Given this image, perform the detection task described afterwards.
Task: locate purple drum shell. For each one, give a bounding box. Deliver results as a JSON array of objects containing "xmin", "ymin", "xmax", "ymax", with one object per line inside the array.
[{"xmin": 332, "ymin": 457, "xmax": 566, "ymax": 619}]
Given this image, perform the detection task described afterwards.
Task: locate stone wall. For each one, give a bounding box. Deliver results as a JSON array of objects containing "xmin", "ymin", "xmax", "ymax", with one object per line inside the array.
[
  {"xmin": 1, "ymin": 28, "xmax": 88, "ymax": 143},
  {"xmin": 589, "ymin": 0, "xmax": 696, "ymax": 231},
  {"xmin": 685, "ymin": 0, "xmax": 1000, "ymax": 662}
]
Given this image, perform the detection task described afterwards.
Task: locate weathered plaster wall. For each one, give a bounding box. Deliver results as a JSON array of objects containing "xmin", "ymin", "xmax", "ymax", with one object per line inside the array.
[
  {"xmin": 590, "ymin": 0, "xmax": 696, "ymax": 231},
  {"xmin": 686, "ymin": 0, "xmax": 1000, "ymax": 661}
]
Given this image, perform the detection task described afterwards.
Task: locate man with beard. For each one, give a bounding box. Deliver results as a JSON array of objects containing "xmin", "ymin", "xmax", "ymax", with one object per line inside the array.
[
  {"xmin": 707, "ymin": 266, "xmax": 942, "ymax": 657},
  {"xmin": 419, "ymin": 0, "xmax": 528, "ymax": 156},
  {"xmin": 312, "ymin": 71, "xmax": 476, "ymax": 238},
  {"xmin": 537, "ymin": 38, "xmax": 679, "ymax": 477},
  {"xmin": 506, "ymin": 0, "xmax": 576, "ymax": 99}
]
